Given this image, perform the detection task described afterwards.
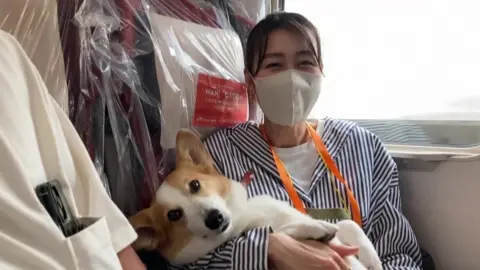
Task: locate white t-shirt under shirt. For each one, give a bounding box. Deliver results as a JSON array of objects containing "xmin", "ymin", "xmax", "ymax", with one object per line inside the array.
[
  {"xmin": 0, "ymin": 30, "xmax": 137, "ymax": 269},
  {"xmin": 274, "ymin": 121, "xmax": 325, "ymax": 193}
]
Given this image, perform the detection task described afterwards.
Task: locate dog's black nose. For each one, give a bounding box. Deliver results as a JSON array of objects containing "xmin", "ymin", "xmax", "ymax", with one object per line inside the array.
[{"xmin": 204, "ymin": 209, "xmax": 224, "ymax": 230}]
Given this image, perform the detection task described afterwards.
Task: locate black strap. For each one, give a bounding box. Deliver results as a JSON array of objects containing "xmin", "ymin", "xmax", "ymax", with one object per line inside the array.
[{"xmin": 421, "ymin": 248, "xmax": 436, "ymax": 270}]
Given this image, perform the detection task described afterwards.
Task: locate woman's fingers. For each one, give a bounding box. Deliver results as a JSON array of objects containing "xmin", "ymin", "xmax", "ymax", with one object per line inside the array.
[
  {"xmin": 328, "ymin": 242, "xmax": 359, "ymax": 257},
  {"xmin": 299, "ymin": 239, "xmax": 355, "ymax": 270},
  {"xmin": 302, "ymin": 239, "xmax": 358, "ymax": 258},
  {"xmin": 331, "ymin": 253, "xmax": 351, "ymax": 270},
  {"xmin": 320, "ymin": 257, "xmax": 342, "ymax": 270},
  {"xmin": 300, "ymin": 240, "xmax": 349, "ymax": 270},
  {"xmin": 270, "ymin": 234, "xmax": 356, "ymax": 270}
]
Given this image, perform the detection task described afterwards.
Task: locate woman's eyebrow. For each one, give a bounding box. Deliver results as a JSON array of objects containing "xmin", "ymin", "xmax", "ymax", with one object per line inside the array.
[
  {"xmin": 263, "ymin": 52, "xmax": 285, "ymax": 59},
  {"xmin": 296, "ymin": 50, "xmax": 315, "ymax": 57}
]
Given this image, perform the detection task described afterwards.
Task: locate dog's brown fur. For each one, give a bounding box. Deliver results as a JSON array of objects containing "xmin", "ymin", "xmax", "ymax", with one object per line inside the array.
[{"xmin": 129, "ymin": 130, "xmax": 231, "ymax": 261}]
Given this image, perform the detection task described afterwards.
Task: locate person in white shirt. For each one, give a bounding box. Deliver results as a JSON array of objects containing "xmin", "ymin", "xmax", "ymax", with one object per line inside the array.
[{"xmin": 0, "ymin": 30, "xmax": 146, "ymax": 269}]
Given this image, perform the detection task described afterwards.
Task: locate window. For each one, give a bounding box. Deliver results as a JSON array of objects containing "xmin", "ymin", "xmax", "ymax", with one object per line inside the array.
[{"xmin": 285, "ymin": 0, "xmax": 480, "ymax": 148}]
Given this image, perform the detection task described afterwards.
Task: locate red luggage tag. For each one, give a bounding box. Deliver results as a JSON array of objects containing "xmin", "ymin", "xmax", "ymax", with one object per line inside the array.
[{"xmin": 193, "ymin": 73, "xmax": 248, "ymax": 128}]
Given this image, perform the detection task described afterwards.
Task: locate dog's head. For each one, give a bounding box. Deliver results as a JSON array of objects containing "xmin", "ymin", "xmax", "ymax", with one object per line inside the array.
[{"xmin": 129, "ymin": 129, "xmax": 234, "ymax": 263}]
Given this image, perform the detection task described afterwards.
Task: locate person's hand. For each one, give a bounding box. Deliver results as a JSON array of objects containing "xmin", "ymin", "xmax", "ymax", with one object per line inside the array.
[{"xmin": 267, "ymin": 233, "xmax": 359, "ymax": 270}]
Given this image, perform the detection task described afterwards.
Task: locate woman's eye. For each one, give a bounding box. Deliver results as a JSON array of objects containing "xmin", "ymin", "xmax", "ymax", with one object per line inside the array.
[
  {"xmin": 167, "ymin": 209, "xmax": 183, "ymax": 222},
  {"xmin": 189, "ymin": 179, "xmax": 201, "ymax": 194},
  {"xmin": 299, "ymin": 60, "xmax": 315, "ymax": 66},
  {"xmin": 265, "ymin": 62, "xmax": 281, "ymax": 68}
]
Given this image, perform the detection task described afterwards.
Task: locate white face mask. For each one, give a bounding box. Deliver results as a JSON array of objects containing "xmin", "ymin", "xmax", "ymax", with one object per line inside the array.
[{"xmin": 254, "ymin": 69, "xmax": 322, "ymax": 126}]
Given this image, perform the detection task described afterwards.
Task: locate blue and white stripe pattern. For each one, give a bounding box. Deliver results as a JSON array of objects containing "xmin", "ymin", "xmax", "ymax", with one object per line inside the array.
[{"xmin": 171, "ymin": 118, "xmax": 422, "ymax": 270}]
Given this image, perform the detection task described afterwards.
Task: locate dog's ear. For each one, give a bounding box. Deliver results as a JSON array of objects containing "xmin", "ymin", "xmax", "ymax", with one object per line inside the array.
[
  {"xmin": 129, "ymin": 207, "xmax": 166, "ymax": 251},
  {"xmin": 175, "ymin": 129, "xmax": 215, "ymax": 170}
]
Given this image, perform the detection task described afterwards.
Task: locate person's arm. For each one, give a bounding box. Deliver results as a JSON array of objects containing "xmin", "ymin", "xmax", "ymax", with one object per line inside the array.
[
  {"xmin": 118, "ymin": 246, "xmax": 147, "ymax": 270},
  {"xmin": 369, "ymin": 138, "xmax": 422, "ymax": 269},
  {"xmin": 52, "ymin": 97, "xmax": 145, "ymax": 268}
]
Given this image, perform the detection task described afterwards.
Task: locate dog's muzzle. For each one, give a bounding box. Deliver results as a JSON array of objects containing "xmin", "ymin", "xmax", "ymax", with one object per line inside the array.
[{"xmin": 204, "ymin": 209, "xmax": 229, "ymax": 232}]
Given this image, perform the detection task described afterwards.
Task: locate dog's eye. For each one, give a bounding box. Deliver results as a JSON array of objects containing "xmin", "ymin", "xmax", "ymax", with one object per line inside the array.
[
  {"xmin": 167, "ymin": 209, "xmax": 183, "ymax": 222},
  {"xmin": 188, "ymin": 179, "xmax": 201, "ymax": 194}
]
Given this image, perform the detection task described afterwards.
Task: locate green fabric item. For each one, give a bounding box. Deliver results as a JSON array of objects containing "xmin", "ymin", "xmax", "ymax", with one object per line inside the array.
[{"xmin": 306, "ymin": 208, "xmax": 351, "ymax": 221}]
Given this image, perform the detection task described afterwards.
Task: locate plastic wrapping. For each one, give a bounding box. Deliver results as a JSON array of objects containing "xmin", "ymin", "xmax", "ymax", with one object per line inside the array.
[
  {"xmin": 0, "ymin": 0, "xmax": 69, "ymax": 112},
  {"xmin": 2, "ymin": 0, "xmax": 269, "ymax": 217}
]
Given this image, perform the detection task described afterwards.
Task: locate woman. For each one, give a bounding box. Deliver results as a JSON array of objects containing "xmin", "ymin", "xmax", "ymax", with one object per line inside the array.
[{"xmin": 175, "ymin": 12, "xmax": 422, "ymax": 270}]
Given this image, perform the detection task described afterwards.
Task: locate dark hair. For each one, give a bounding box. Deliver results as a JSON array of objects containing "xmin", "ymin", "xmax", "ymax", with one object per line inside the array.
[{"xmin": 245, "ymin": 12, "xmax": 323, "ymax": 76}]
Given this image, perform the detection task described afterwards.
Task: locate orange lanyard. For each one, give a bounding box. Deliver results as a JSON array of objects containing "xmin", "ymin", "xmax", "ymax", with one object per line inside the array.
[{"xmin": 260, "ymin": 123, "xmax": 362, "ymax": 227}]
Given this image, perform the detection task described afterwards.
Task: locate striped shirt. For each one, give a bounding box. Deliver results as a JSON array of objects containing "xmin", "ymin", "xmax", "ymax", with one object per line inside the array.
[{"xmin": 171, "ymin": 118, "xmax": 422, "ymax": 270}]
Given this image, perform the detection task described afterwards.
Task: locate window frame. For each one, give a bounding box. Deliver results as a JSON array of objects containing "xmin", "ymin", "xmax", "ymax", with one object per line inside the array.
[{"xmin": 277, "ymin": 0, "xmax": 480, "ymax": 161}]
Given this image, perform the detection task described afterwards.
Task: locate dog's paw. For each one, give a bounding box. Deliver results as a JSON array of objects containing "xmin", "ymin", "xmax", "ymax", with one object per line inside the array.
[
  {"xmin": 358, "ymin": 249, "xmax": 383, "ymax": 270},
  {"xmin": 276, "ymin": 220, "xmax": 338, "ymax": 241},
  {"xmin": 364, "ymin": 264, "xmax": 383, "ymax": 270}
]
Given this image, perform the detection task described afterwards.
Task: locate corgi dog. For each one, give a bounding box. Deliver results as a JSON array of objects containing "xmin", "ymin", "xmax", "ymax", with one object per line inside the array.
[{"xmin": 129, "ymin": 129, "xmax": 383, "ymax": 270}]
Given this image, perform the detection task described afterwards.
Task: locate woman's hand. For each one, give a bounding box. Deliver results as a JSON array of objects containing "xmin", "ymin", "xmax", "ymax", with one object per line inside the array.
[{"xmin": 268, "ymin": 233, "xmax": 359, "ymax": 270}]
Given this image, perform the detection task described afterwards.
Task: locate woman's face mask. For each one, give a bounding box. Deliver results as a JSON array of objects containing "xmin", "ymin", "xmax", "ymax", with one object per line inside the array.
[{"xmin": 253, "ymin": 69, "xmax": 322, "ymax": 126}]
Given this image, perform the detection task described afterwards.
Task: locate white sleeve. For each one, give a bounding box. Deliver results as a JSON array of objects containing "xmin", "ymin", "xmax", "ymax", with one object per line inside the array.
[
  {"xmin": 0, "ymin": 29, "xmax": 137, "ymax": 270},
  {"xmin": 51, "ymin": 85, "xmax": 138, "ymax": 253}
]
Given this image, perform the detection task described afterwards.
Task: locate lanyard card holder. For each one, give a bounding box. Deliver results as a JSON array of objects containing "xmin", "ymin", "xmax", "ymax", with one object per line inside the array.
[
  {"xmin": 306, "ymin": 208, "xmax": 351, "ymax": 221},
  {"xmin": 35, "ymin": 180, "xmax": 84, "ymax": 237}
]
